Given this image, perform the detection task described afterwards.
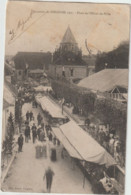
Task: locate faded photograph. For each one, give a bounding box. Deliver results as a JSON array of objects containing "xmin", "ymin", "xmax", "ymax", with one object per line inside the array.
[{"xmin": 1, "ymin": 1, "xmax": 130, "ymax": 194}]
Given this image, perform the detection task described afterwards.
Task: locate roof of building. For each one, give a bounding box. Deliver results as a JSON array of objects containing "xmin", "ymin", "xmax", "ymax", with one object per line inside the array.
[
  {"xmin": 78, "ymin": 69, "xmax": 128, "ymax": 92},
  {"xmin": 61, "ymin": 26, "xmax": 77, "ymax": 44},
  {"xmin": 14, "ymin": 52, "xmax": 52, "ymax": 70}
]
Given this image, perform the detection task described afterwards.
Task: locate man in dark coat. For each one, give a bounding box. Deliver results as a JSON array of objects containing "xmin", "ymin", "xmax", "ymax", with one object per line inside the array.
[
  {"xmin": 48, "ymin": 131, "xmax": 52, "ymax": 142},
  {"xmin": 43, "ymin": 166, "xmax": 54, "ymax": 193},
  {"xmin": 32, "ymin": 123, "xmax": 37, "ymax": 131},
  {"xmin": 37, "ymin": 113, "xmax": 42, "ymax": 126},
  {"xmin": 37, "ymin": 126, "xmax": 42, "ymax": 141},
  {"xmin": 26, "ymin": 111, "xmax": 30, "ymax": 121},
  {"xmin": 32, "ymin": 128, "xmax": 37, "ymax": 144},
  {"xmin": 18, "ymin": 134, "xmax": 24, "ymax": 152},
  {"xmin": 40, "ymin": 130, "xmax": 45, "ymax": 142},
  {"xmin": 25, "ymin": 125, "xmax": 30, "ymax": 143},
  {"xmin": 30, "ymin": 111, "xmax": 33, "ymax": 121}
]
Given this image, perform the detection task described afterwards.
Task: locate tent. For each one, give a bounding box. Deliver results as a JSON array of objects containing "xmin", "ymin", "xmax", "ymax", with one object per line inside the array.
[
  {"xmin": 78, "ymin": 69, "xmax": 128, "ymax": 92},
  {"xmin": 35, "ymin": 96, "xmax": 65, "ymax": 119},
  {"xmin": 34, "ymin": 85, "xmax": 52, "ymax": 92},
  {"xmin": 52, "ymin": 120, "xmax": 116, "ymax": 167},
  {"xmin": 35, "ymin": 94, "xmax": 43, "ymax": 105},
  {"xmin": 4, "ymin": 84, "xmax": 15, "ymax": 105}
]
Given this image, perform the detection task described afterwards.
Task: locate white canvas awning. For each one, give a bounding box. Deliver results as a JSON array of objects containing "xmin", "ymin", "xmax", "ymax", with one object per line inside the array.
[
  {"xmin": 35, "ymin": 94, "xmax": 43, "ymax": 105},
  {"xmin": 52, "ymin": 127, "xmax": 81, "ymax": 159},
  {"xmin": 53, "ymin": 120, "xmax": 116, "ymax": 167},
  {"xmin": 36, "ymin": 96, "xmax": 65, "ymax": 119},
  {"xmin": 4, "ymin": 85, "xmax": 15, "ymax": 105}
]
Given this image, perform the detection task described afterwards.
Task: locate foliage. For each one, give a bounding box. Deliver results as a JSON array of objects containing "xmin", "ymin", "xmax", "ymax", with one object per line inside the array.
[
  {"xmin": 51, "ymin": 79, "xmax": 96, "ymax": 116},
  {"xmin": 51, "ymin": 78, "xmax": 127, "ymax": 144},
  {"xmin": 94, "ymin": 97, "xmax": 127, "ymax": 144},
  {"xmin": 15, "ymin": 99, "xmax": 22, "ymax": 127},
  {"xmin": 3, "ymin": 113, "xmax": 15, "ymax": 154},
  {"xmin": 95, "ymin": 41, "xmax": 129, "ymax": 72}
]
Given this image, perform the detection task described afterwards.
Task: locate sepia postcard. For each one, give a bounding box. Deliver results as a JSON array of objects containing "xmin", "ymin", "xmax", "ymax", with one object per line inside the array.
[{"xmin": 1, "ymin": 0, "xmax": 130, "ymax": 194}]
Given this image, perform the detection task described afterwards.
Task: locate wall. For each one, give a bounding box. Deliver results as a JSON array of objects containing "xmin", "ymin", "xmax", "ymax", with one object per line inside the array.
[
  {"xmin": 48, "ymin": 64, "xmax": 88, "ymax": 80},
  {"xmin": 15, "ymin": 69, "xmax": 28, "ymax": 81},
  {"xmin": 88, "ymin": 66, "xmax": 95, "ymax": 76}
]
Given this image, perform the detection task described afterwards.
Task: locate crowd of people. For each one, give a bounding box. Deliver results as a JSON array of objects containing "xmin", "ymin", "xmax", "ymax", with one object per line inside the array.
[
  {"xmin": 17, "ymin": 109, "xmax": 62, "ymax": 161},
  {"xmin": 85, "ymin": 123, "xmax": 125, "ymax": 168}
]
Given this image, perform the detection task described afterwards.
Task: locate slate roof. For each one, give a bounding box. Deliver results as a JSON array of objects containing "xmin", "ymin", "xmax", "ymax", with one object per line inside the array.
[
  {"xmin": 61, "ymin": 26, "xmax": 77, "ymax": 44},
  {"xmin": 14, "ymin": 52, "xmax": 52, "ymax": 70}
]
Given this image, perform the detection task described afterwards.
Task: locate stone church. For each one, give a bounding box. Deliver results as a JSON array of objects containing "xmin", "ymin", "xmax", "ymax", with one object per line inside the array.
[{"xmin": 48, "ymin": 26, "xmax": 88, "ymax": 82}]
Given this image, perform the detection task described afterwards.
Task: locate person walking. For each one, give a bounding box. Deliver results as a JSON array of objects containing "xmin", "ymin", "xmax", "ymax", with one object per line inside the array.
[
  {"xmin": 40, "ymin": 130, "xmax": 45, "ymax": 142},
  {"xmin": 18, "ymin": 134, "xmax": 24, "ymax": 152},
  {"xmin": 26, "ymin": 111, "xmax": 30, "ymax": 121},
  {"xmin": 43, "ymin": 166, "xmax": 54, "ymax": 193},
  {"xmin": 48, "ymin": 131, "xmax": 53, "ymax": 142},
  {"xmin": 37, "ymin": 113, "xmax": 42, "ymax": 126},
  {"xmin": 32, "ymin": 128, "xmax": 37, "ymax": 144},
  {"xmin": 30, "ymin": 111, "xmax": 33, "ymax": 121},
  {"xmin": 32, "ymin": 123, "xmax": 37, "ymax": 132},
  {"xmin": 37, "ymin": 126, "xmax": 42, "ymax": 141},
  {"xmin": 30, "ymin": 117, "xmax": 35, "ymax": 129},
  {"xmin": 25, "ymin": 125, "xmax": 30, "ymax": 143}
]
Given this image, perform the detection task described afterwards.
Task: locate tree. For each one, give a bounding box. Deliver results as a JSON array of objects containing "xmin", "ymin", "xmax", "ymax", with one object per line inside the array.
[
  {"xmin": 95, "ymin": 41, "xmax": 129, "ymax": 72},
  {"xmin": 4, "ymin": 113, "xmax": 15, "ymax": 154}
]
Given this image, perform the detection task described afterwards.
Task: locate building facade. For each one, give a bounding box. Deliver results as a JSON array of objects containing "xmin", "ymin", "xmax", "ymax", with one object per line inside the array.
[
  {"xmin": 14, "ymin": 52, "xmax": 52, "ymax": 81},
  {"xmin": 48, "ymin": 64, "xmax": 88, "ymax": 81},
  {"xmin": 48, "ymin": 26, "xmax": 87, "ymax": 81}
]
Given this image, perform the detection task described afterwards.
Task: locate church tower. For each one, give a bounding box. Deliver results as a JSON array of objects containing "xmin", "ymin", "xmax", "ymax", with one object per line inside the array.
[
  {"xmin": 60, "ymin": 26, "xmax": 79, "ymax": 54},
  {"xmin": 53, "ymin": 26, "xmax": 85, "ymax": 65}
]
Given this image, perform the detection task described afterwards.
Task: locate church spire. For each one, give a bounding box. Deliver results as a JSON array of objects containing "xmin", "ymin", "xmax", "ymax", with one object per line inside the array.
[{"xmin": 61, "ymin": 26, "xmax": 77, "ymax": 44}]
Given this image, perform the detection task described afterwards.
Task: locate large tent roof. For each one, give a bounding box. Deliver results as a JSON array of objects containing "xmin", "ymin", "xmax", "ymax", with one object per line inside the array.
[
  {"xmin": 78, "ymin": 69, "xmax": 128, "ymax": 92},
  {"xmin": 53, "ymin": 120, "xmax": 116, "ymax": 167}
]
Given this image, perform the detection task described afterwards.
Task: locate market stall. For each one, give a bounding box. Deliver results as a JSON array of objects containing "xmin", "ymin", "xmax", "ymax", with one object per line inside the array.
[
  {"xmin": 53, "ymin": 120, "xmax": 116, "ymax": 166},
  {"xmin": 34, "ymin": 85, "xmax": 52, "ymax": 93},
  {"xmin": 35, "ymin": 95, "xmax": 68, "ymax": 125},
  {"xmin": 52, "ymin": 120, "xmax": 121, "ymax": 194}
]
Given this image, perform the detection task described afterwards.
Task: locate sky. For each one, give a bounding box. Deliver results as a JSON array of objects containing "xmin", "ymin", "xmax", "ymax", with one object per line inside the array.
[{"xmin": 5, "ymin": 1, "xmax": 130, "ymax": 55}]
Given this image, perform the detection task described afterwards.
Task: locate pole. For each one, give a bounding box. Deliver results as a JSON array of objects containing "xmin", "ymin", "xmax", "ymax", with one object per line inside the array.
[
  {"xmin": 114, "ymin": 165, "xmax": 115, "ymax": 178},
  {"xmin": 83, "ymin": 174, "xmax": 86, "ymax": 188},
  {"xmin": 82, "ymin": 161, "xmax": 86, "ymax": 188},
  {"xmin": 62, "ymin": 103, "xmax": 63, "ymax": 115}
]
